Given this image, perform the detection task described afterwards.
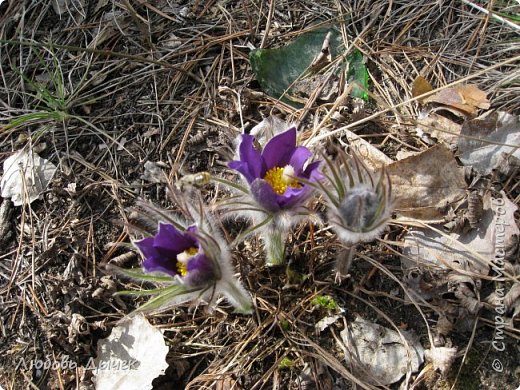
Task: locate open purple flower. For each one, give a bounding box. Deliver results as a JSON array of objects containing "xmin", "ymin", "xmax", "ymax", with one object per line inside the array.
[
  {"xmin": 229, "ymin": 127, "xmax": 321, "ymax": 212},
  {"xmin": 134, "ymin": 222, "xmax": 217, "ymax": 288}
]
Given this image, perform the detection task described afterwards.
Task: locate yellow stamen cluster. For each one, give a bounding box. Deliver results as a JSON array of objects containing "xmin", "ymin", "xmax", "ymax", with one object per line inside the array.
[
  {"xmin": 263, "ymin": 165, "xmax": 301, "ymax": 195},
  {"xmin": 176, "ymin": 247, "xmax": 199, "ymax": 277},
  {"xmin": 176, "ymin": 262, "xmax": 188, "ymax": 276}
]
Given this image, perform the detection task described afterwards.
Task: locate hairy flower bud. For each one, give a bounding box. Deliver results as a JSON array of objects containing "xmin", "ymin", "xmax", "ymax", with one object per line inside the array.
[{"xmin": 320, "ymin": 148, "xmax": 393, "ymax": 244}]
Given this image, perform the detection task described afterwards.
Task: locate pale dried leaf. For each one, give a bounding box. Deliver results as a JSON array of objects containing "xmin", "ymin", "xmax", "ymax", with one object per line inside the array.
[
  {"xmin": 215, "ymin": 375, "xmax": 242, "ymax": 390},
  {"xmin": 337, "ymin": 129, "xmax": 393, "ymax": 170},
  {"xmin": 402, "ymin": 192, "xmax": 519, "ymax": 276},
  {"xmin": 141, "ymin": 161, "xmax": 167, "ymax": 183},
  {"xmin": 52, "ymin": 0, "xmax": 68, "ymax": 15},
  {"xmin": 315, "ymin": 314, "xmax": 342, "ymax": 333},
  {"xmin": 458, "ymin": 112, "xmax": 520, "ymax": 175},
  {"xmin": 395, "ymin": 150, "xmax": 418, "ymax": 160},
  {"xmin": 456, "ymin": 84, "xmax": 490, "ymax": 110},
  {"xmin": 423, "ymin": 84, "xmax": 489, "ymax": 116},
  {"xmin": 387, "ymin": 144, "xmax": 466, "ymax": 221},
  {"xmin": 488, "ymin": 283, "xmax": 520, "ymax": 317},
  {"xmin": 416, "ymin": 110, "xmax": 462, "ymax": 145},
  {"xmin": 503, "ymin": 283, "xmax": 520, "ymax": 312},
  {"xmin": 249, "ymin": 115, "xmax": 293, "ymax": 147},
  {"xmin": 1, "ymin": 149, "xmax": 57, "ymax": 206},
  {"xmin": 338, "ymin": 316, "xmax": 424, "ymax": 385},
  {"xmin": 93, "ymin": 315, "xmax": 169, "ymax": 390}
]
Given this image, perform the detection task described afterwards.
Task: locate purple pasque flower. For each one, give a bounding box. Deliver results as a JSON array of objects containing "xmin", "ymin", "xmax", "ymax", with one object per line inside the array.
[
  {"xmin": 134, "ymin": 222, "xmax": 216, "ymax": 288},
  {"xmin": 228, "ymin": 127, "xmax": 321, "ymax": 212}
]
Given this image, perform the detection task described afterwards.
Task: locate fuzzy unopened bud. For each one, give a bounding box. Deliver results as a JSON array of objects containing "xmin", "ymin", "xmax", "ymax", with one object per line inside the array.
[{"xmin": 321, "ymin": 148, "xmax": 393, "ymax": 245}]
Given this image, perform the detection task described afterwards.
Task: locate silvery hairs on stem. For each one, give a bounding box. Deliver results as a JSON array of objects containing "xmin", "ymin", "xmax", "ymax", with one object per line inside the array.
[
  {"xmin": 111, "ymin": 184, "xmax": 252, "ymax": 315},
  {"xmin": 316, "ymin": 146, "xmax": 393, "ymax": 276}
]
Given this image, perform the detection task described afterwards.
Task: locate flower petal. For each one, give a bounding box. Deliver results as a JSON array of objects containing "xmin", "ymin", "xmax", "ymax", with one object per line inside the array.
[
  {"xmin": 229, "ymin": 134, "xmax": 264, "ymax": 182},
  {"xmin": 142, "ymin": 255, "xmax": 178, "ymax": 276},
  {"xmin": 262, "ymin": 127, "xmax": 296, "ymax": 168},
  {"xmin": 154, "ymin": 222, "xmax": 196, "ymax": 253},
  {"xmin": 228, "ymin": 160, "xmax": 254, "ymax": 183},
  {"xmin": 250, "ymin": 179, "xmax": 281, "ymax": 212},
  {"xmin": 303, "ymin": 160, "xmax": 322, "ymax": 179},
  {"xmin": 277, "ymin": 186, "xmax": 309, "ymax": 209},
  {"xmin": 289, "ymin": 146, "xmax": 312, "ymax": 173},
  {"xmin": 135, "ymin": 236, "xmax": 178, "ymax": 275},
  {"xmin": 277, "ymin": 164, "xmax": 321, "ymax": 208},
  {"xmin": 184, "ymin": 253, "xmax": 216, "ymax": 287},
  {"xmin": 134, "ymin": 236, "xmax": 159, "ymax": 259}
]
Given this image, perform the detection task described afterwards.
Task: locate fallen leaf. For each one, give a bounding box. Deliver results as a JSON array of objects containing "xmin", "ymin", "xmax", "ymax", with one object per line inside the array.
[
  {"xmin": 395, "ymin": 150, "xmax": 418, "ymax": 160},
  {"xmin": 456, "ymin": 84, "xmax": 490, "ymax": 110},
  {"xmin": 250, "ymin": 28, "xmax": 342, "ymax": 106},
  {"xmin": 250, "ymin": 28, "xmax": 369, "ymax": 106},
  {"xmin": 337, "ymin": 129, "xmax": 393, "ymax": 170},
  {"xmin": 52, "ymin": 0, "xmax": 68, "ymax": 15},
  {"xmin": 402, "ymin": 191, "xmax": 519, "ymax": 277},
  {"xmin": 422, "ymin": 84, "xmax": 489, "ymax": 116},
  {"xmin": 1, "ymin": 149, "xmax": 57, "ymax": 206},
  {"xmin": 457, "ymin": 111, "xmax": 520, "ymax": 175},
  {"xmin": 93, "ymin": 315, "xmax": 169, "ymax": 390},
  {"xmin": 338, "ymin": 316, "xmax": 424, "ymax": 385},
  {"xmin": 387, "ymin": 144, "xmax": 466, "ymax": 221},
  {"xmin": 411, "ymin": 76, "xmax": 433, "ymax": 102},
  {"xmin": 141, "ymin": 161, "xmax": 167, "ymax": 183},
  {"xmin": 424, "ymin": 88, "xmax": 464, "ymax": 106},
  {"xmin": 215, "ymin": 375, "xmax": 242, "ymax": 390},
  {"xmin": 416, "ymin": 109, "xmax": 462, "ymax": 145},
  {"xmin": 315, "ymin": 311, "xmax": 344, "ymax": 333},
  {"xmin": 249, "ymin": 115, "xmax": 294, "ymax": 147}
]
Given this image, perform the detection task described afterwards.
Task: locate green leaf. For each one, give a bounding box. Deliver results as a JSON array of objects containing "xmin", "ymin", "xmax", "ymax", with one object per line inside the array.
[
  {"xmin": 250, "ymin": 25, "xmax": 370, "ymax": 106},
  {"xmin": 114, "ymin": 285, "xmax": 178, "ymax": 296},
  {"xmin": 114, "ymin": 266, "xmax": 174, "ymax": 283},
  {"xmin": 347, "ymin": 49, "xmax": 369, "ymax": 101},
  {"xmin": 250, "ymin": 27, "xmax": 343, "ymax": 106},
  {"xmin": 133, "ymin": 284, "xmax": 193, "ymax": 312}
]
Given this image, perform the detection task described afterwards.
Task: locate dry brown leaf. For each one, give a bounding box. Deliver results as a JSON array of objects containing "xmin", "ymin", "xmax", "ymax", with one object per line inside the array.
[
  {"xmin": 387, "ymin": 144, "xmax": 466, "ymax": 221},
  {"xmin": 424, "ymin": 88, "xmax": 464, "ymax": 106},
  {"xmin": 338, "ymin": 316, "xmax": 424, "ymax": 385},
  {"xmin": 458, "ymin": 111, "xmax": 520, "ymax": 175},
  {"xmin": 422, "ymin": 84, "xmax": 489, "ymax": 116},
  {"xmin": 416, "ymin": 110, "xmax": 462, "ymax": 145},
  {"xmin": 402, "ymin": 191, "xmax": 519, "ymax": 277},
  {"xmin": 412, "ymin": 76, "xmax": 433, "ymax": 102},
  {"xmin": 456, "ymin": 84, "xmax": 490, "ymax": 110}
]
